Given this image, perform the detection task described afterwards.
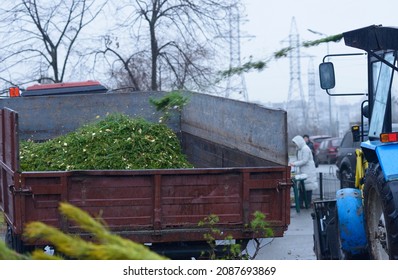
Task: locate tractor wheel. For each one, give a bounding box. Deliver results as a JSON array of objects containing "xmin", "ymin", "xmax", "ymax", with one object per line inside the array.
[
  {"xmin": 364, "ymin": 163, "xmax": 398, "ymax": 259},
  {"xmin": 340, "ymin": 168, "xmax": 354, "ymax": 189}
]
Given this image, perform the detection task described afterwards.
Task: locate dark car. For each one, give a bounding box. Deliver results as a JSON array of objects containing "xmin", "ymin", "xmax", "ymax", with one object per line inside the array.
[
  {"xmin": 316, "ymin": 137, "xmax": 342, "ymax": 164},
  {"xmin": 335, "ymin": 130, "xmax": 363, "ymax": 188},
  {"xmin": 336, "ymin": 124, "xmax": 398, "ymax": 188}
]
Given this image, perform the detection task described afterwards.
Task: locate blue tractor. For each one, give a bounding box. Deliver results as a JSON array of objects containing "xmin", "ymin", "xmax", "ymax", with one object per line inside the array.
[{"xmin": 315, "ymin": 25, "xmax": 398, "ymax": 260}]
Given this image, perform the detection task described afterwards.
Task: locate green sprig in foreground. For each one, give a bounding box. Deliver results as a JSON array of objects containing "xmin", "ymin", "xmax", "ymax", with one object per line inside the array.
[{"xmin": 0, "ymin": 203, "xmax": 167, "ymax": 260}]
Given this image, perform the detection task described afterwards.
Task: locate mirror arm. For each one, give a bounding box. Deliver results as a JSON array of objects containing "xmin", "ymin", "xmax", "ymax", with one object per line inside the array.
[
  {"xmin": 323, "ymin": 52, "xmax": 368, "ymax": 96},
  {"xmin": 322, "ymin": 52, "xmax": 367, "ymax": 62},
  {"xmin": 325, "ymin": 89, "xmax": 367, "ymax": 96}
]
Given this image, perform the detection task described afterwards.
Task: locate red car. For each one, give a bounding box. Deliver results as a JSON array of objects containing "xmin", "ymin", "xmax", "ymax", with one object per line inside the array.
[
  {"xmin": 316, "ymin": 137, "xmax": 342, "ymax": 164},
  {"xmin": 309, "ymin": 135, "xmax": 332, "ymax": 166},
  {"xmin": 310, "ymin": 135, "xmax": 332, "ymax": 152}
]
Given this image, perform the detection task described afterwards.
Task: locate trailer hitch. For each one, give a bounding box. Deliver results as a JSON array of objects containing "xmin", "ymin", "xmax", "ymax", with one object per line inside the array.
[{"xmin": 8, "ymin": 184, "xmax": 32, "ymax": 195}]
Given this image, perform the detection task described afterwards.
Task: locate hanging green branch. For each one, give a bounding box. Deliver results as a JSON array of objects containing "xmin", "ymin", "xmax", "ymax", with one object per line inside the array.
[
  {"xmin": 273, "ymin": 47, "xmax": 293, "ymax": 59},
  {"xmin": 302, "ymin": 33, "xmax": 343, "ymax": 47},
  {"xmin": 220, "ymin": 58, "xmax": 269, "ymax": 78},
  {"xmin": 220, "ymin": 33, "xmax": 343, "ymax": 78}
]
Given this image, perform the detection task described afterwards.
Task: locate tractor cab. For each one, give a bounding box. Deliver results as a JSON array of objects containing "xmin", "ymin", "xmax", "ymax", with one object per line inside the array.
[
  {"xmin": 320, "ymin": 25, "xmax": 398, "ymax": 173},
  {"xmin": 317, "ymin": 25, "xmax": 398, "ymax": 260}
]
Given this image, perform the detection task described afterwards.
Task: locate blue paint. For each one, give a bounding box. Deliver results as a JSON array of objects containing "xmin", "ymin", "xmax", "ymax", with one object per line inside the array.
[
  {"xmin": 361, "ymin": 140, "xmax": 398, "ymax": 181},
  {"xmin": 376, "ymin": 143, "xmax": 398, "ymax": 181},
  {"xmin": 336, "ymin": 188, "xmax": 368, "ymax": 255}
]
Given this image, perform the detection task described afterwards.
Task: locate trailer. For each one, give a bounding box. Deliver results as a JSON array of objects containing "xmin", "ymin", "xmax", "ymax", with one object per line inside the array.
[{"xmin": 0, "ymin": 88, "xmax": 291, "ymax": 258}]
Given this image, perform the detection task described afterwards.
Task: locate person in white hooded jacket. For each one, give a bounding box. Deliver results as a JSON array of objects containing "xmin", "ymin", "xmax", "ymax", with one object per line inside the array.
[{"xmin": 290, "ymin": 135, "xmax": 318, "ymax": 208}]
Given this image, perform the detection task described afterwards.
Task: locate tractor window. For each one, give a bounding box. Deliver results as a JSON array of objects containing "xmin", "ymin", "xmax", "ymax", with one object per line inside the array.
[
  {"xmin": 368, "ymin": 52, "xmax": 395, "ymax": 138},
  {"xmin": 392, "ymin": 61, "xmax": 398, "ymax": 127}
]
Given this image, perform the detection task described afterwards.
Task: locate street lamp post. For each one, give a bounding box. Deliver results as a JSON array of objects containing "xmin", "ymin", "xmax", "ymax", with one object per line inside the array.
[{"xmin": 308, "ymin": 29, "xmax": 333, "ymax": 136}]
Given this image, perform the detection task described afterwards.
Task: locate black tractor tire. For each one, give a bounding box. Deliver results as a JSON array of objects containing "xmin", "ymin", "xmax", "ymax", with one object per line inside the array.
[
  {"xmin": 363, "ymin": 163, "xmax": 398, "ymax": 259},
  {"xmin": 340, "ymin": 167, "xmax": 355, "ymax": 189}
]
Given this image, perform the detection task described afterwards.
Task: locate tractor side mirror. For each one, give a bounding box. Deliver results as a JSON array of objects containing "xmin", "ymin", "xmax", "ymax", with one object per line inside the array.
[
  {"xmin": 362, "ymin": 104, "xmax": 369, "ymax": 119},
  {"xmin": 319, "ymin": 62, "xmax": 336, "ymax": 90}
]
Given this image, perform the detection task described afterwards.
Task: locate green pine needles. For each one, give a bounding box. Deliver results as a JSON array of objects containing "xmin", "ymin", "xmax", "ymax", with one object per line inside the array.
[{"xmin": 19, "ymin": 114, "xmax": 193, "ymax": 171}]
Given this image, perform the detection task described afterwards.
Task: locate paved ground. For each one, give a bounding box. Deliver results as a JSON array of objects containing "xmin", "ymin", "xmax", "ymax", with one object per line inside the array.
[{"xmin": 249, "ymin": 208, "xmax": 316, "ymax": 260}]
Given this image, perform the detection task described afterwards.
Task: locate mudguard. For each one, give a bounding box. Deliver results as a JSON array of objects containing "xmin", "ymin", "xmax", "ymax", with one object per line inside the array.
[
  {"xmin": 361, "ymin": 140, "xmax": 398, "ymax": 181},
  {"xmin": 336, "ymin": 188, "xmax": 368, "ymax": 256}
]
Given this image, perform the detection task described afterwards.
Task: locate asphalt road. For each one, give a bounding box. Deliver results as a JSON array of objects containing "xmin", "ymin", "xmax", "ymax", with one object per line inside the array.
[{"xmin": 250, "ymin": 208, "xmax": 316, "ymax": 260}]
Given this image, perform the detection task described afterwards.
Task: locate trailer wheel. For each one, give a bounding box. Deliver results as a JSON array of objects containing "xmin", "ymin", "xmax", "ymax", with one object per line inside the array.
[
  {"xmin": 4, "ymin": 224, "xmax": 28, "ymax": 254},
  {"xmin": 5, "ymin": 225, "xmax": 12, "ymax": 249},
  {"xmin": 364, "ymin": 164, "xmax": 398, "ymax": 259}
]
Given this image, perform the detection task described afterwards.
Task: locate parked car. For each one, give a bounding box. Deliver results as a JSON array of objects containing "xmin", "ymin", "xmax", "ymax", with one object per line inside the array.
[
  {"xmin": 309, "ymin": 135, "xmax": 332, "ymax": 167},
  {"xmin": 336, "ymin": 124, "xmax": 397, "ymax": 188},
  {"xmin": 316, "ymin": 137, "xmax": 342, "ymax": 164}
]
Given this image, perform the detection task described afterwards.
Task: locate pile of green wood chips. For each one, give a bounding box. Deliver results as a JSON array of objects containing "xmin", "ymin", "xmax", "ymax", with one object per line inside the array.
[{"xmin": 19, "ymin": 114, "xmax": 193, "ymax": 171}]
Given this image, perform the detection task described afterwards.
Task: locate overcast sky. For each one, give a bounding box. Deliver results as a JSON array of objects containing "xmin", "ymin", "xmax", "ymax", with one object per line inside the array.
[{"xmin": 239, "ymin": 0, "xmax": 398, "ymax": 105}]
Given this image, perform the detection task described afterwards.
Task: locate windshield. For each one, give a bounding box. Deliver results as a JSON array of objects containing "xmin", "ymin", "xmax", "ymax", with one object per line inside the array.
[
  {"xmin": 368, "ymin": 52, "xmax": 395, "ymax": 138},
  {"xmin": 392, "ymin": 62, "xmax": 398, "ymax": 126}
]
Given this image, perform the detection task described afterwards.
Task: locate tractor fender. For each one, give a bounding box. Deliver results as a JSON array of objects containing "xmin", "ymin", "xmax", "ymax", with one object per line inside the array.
[
  {"xmin": 361, "ymin": 141, "xmax": 398, "ymax": 182},
  {"xmin": 336, "ymin": 188, "xmax": 368, "ymax": 256}
]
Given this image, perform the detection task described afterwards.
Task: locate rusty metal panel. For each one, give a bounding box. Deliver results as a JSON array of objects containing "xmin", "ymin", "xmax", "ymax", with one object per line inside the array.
[
  {"xmin": 0, "ymin": 108, "xmax": 20, "ymax": 233},
  {"xmin": 181, "ymin": 132, "xmax": 279, "ymax": 168},
  {"xmin": 160, "ymin": 172, "xmax": 242, "ymax": 226},
  {"xmin": 16, "ymin": 167, "xmax": 290, "ymax": 245},
  {"xmin": 20, "ymin": 174, "xmax": 66, "ymax": 233},
  {"xmin": 0, "ymin": 108, "xmax": 19, "ymax": 172},
  {"xmin": 182, "ymin": 94, "xmax": 288, "ymax": 166},
  {"xmin": 67, "ymin": 173, "xmax": 155, "ymax": 230},
  {"xmin": 0, "ymin": 92, "xmax": 178, "ymax": 141}
]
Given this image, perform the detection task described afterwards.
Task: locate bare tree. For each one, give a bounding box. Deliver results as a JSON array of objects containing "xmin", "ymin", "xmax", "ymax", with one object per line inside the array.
[
  {"xmin": 107, "ymin": 0, "xmax": 238, "ymax": 92},
  {"xmin": 0, "ymin": 0, "xmax": 107, "ymax": 87},
  {"xmin": 95, "ymin": 35, "xmax": 151, "ymax": 91}
]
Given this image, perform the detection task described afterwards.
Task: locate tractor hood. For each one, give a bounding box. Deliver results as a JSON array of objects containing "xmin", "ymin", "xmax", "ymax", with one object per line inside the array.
[{"xmin": 343, "ymin": 25, "xmax": 398, "ymax": 52}]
